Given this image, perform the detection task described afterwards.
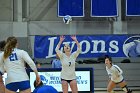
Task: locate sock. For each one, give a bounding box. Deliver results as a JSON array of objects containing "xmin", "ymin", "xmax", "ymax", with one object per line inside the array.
[
  {"xmin": 111, "ymin": 90, "xmax": 115, "ymax": 93},
  {"xmin": 122, "ymin": 85, "xmax": 129, "ymax": 92}
]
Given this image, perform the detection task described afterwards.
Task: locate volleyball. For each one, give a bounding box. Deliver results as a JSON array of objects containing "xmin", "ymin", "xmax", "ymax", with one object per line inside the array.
[{"xmin": 63, "ymin": 15, "xmax": 72, "ymax": 24}]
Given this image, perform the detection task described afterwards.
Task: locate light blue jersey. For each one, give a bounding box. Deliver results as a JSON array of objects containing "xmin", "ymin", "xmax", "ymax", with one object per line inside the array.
[
  {"xmin": 51, "ymin": 59, "xmax": 61, "ymax": 68},
  {"xmin": 33, "ymin": 85, "xmax": 58, "ymax": 93}
]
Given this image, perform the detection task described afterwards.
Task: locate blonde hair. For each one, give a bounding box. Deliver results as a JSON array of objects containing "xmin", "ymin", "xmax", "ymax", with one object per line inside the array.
[{"xmin": 4, "ymin": 37, "xmax": 17, "ymax": 59}]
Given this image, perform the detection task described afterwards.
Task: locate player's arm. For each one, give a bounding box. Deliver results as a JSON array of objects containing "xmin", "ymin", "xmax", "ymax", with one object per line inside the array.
[
  {"xmin": 22, "ymin": 50, "xmax": 40, "ymax": 84},
  {"xmin": 71, "ymin": 35, "xmax": 81, "ymax": 58},
  {"xmin": 0, "ymin": 66, "xmax": 4, "ymax": 75},
  {"xmin": 55, "ymin": 36, "xmax": 65, "ymax": 58},
  {"xmin": 114, "ymin": 65, "xmax": 123, "ymax": 75}
]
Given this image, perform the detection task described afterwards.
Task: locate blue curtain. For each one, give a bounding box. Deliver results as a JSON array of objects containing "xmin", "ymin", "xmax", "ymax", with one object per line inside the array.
[
  {"xmin": 58, "ymin": 0, "xmax": 84, "ymax": 17},
  {"xmin": 126, "ymin": 0, "xmax": 140, "ymax": 16},
  {"xmin": 91, "ymin": 0, "xmax": 118, "ymax": 17}
]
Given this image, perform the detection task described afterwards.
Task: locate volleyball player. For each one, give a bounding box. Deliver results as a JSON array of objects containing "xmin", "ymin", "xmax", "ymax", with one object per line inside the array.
[
  {"xmin": 55, "ymin": 35, "xmax": 81, "ymax": 93},
  {"xmin": 105, "ymin": 56, "xmax": 132, "ymax": 93},
  {"xmin": 0, "ymin": 37, "xmax": 40, "ymax": 93},
  {"xmin": 0, "ymin": 40, "xmax": 6, "ymax": 93}
]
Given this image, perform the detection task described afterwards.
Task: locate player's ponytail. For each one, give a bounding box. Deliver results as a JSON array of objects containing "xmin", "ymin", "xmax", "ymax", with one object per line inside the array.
[{"xmin": 4, "ymin": 37, "xmax": 17, "ymax": 59}]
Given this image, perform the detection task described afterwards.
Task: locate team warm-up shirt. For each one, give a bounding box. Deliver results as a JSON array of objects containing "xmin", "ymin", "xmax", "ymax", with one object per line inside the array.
[
  {"xmin": 51, "ymin": 59, "xmax": 62, "ymax": 68},
  {"xmin": 55, "ymin": 46, "xmax": 81, "ymax": 80},
  {"xmin": 106, "ymin": 65, "xmax": 123, "ymax": 83},
  {"xmin": 0, "ymin": 48, "xmax": 37, "ymax": 85},
  {"xmin": 33, "ymin": 85, "xmax": 58, "ymax": 93}
]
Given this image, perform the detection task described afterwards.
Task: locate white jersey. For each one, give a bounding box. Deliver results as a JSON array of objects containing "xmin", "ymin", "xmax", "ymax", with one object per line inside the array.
[
  {"xmin": 106, "ymin": 65, "xmax": 124, "ymax": 83},
  {"xmin": 0, "ymin": 48, "xmax": 37, "ymax": 85},
  {"xmin": 55, "ymin": 46, "xmax": 81, "ymax": 80}
]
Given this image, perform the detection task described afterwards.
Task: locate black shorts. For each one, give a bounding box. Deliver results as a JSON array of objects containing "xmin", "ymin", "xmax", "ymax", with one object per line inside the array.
[{"xmin": 61, "ymin": 78, "xmax": 75, "ymax": 84}]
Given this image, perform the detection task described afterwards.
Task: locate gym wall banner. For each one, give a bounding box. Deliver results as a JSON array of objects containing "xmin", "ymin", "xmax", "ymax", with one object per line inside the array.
[
  {"xmin": 29, "ymin": 71, "xmax": 91, "ymax": 92},
  {"xmin": 34, "ymin": 35, "xmax": 140, "ymax": 58}
]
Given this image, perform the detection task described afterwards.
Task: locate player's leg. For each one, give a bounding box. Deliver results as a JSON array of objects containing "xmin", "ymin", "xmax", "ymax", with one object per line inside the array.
[
  {"xmin": 118, "ymin": 80, "xmax": 132, "ymax": 93},
  {"xmin": 107, "ymin": 80, "xmax": 116, "ymax": 93},
  {"xmin": 0, "ymin": 76, "xmax": 5, "ymax": 93},
  {"xmin": 61, "ymin": 79, "xmax": 69, "ymax": 93},
  {"xmin": 5, "ymin": 82, "xmax": 18, "ymax": 93},
  {"xmin": 19, "ymin": 80, "xmax": 31, "ymax": 93},
  {"xmin": 69, "ymin": 79, "xmax": 78, "ymax": 93},
  {"xmin": 5, "ymin": 88, "xmax": 16, "ymax": 93},
  {"xmin": 20, "ymin": 88, "xmax": 31, "ymax": 93}
]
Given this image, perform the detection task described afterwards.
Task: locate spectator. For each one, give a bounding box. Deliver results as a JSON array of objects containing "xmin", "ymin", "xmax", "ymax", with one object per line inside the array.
[
  {"xmin": 36, "ymin": 62, "xmax": 41, "ymax": 68},
  {"xmin": 51, "ymin": 54, "xmax": 61, "ymax": 68}
]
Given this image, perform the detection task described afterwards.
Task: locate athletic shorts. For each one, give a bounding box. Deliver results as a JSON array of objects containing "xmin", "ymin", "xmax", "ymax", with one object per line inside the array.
[
  {"xmin": 6, "ymin": 80, "xmax": 30, "ymax": 92},
  {"xmin": 61, "ymin": 78, "xmax": 75, "ymax": 84},
  {"xmin": 115, "ymin": 79, "xmax": 124, "ymax": 84}
]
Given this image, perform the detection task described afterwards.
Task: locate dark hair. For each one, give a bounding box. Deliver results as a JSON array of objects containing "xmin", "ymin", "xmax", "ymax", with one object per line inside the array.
[
  {"xmin": 0, "ymin": 40, "xmax": 6, "ymax": 51},
  {"xmin": 104, "ymin": 55, "xmax": 112, "ymax": 62},
  {"xmin": 63, "ymin": 46, "xmax": 65, "ymax": 53},
  {"xmin": 34, "ymin": 80, "xmax": 43, "ymax": 89},
  {"xmin": 62, "ymin": 44, "xmax": 71, "ymax": 53},
  {"xmin": 4, "ymin": 37, "xmax": 17, "ymax": 59}
]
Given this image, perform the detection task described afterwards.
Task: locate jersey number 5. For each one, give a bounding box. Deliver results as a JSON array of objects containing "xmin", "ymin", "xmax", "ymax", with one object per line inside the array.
[{"xmin": 9, "ymin": 53, "xmax": 18, "ymax": 61}]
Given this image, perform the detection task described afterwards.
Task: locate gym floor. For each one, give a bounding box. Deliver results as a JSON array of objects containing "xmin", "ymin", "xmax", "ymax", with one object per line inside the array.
[{"xmin": 94, "ymin": 90, "xmax": 140, "ymax": 93}]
